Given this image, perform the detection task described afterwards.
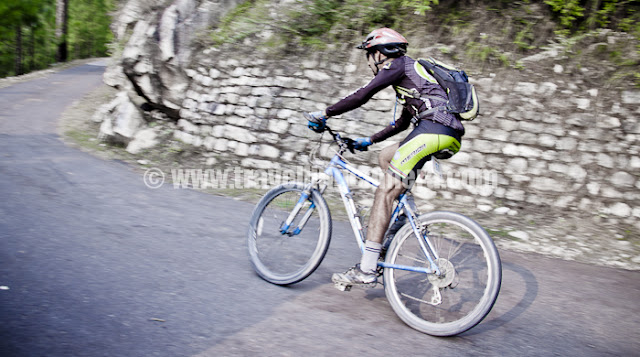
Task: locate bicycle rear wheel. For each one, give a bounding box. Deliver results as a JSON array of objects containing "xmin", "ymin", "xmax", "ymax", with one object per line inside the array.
[
  {"xmin": 247, "ymin": 182, "xmax": 332, "ymax": 285},
  {"xmin": 383, "ymin": 211, "xmax": 501, "ymax": 336}
]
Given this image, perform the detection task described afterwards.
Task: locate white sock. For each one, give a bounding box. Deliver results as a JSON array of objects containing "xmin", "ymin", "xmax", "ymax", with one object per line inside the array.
[{"xmin": 360, "ymin": 240, "xmax": 382, "ymax": 273}]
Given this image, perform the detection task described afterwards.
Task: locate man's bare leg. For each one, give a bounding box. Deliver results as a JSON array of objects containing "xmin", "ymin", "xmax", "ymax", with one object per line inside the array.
[
  {"xmin": 331, "ymin": 144, "xmax": 405, "ymax": 285},
  {"xmin": 357, "ymin": 143, "xmax": 406, "ymax": 275},
  {"xmin": 378, "ymin": 143, "xmax": 399, "ymax": 172},
  {"xmin": 366, "ymin": 172, "xmax": 406, "ymax": 244}
]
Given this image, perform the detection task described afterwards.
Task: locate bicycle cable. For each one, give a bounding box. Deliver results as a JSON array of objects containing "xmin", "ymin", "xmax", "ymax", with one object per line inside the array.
[{"xmin": 308, "ymin": 130, "xmax": 331, "ymax": 170}]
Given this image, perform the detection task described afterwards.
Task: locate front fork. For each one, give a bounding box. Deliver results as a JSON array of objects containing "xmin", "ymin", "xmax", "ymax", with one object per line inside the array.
[{"xmin": 279, "ymin": 182, "xmax": 325, "ymax": 236}]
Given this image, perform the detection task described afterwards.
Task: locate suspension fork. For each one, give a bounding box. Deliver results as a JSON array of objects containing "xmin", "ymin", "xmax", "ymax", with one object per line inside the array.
[{"xmin": 280, "ymin": 182, "xmax": 324, "ymax": 236}]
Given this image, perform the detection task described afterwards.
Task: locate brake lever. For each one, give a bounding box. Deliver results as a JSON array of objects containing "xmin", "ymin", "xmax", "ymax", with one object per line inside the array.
[{"xmin": 343, "ymin": 137, "xmax": 356, "ymax": 154}]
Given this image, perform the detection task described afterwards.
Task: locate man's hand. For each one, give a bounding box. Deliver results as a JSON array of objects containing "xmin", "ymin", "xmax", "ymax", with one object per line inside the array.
[
  {"xmin": 353, "ymin": 137, "xmax": 372, "ymax": 151},
  {"xmin": 304, "ymin": 111, "xmax": 328, "ymax": 133}
]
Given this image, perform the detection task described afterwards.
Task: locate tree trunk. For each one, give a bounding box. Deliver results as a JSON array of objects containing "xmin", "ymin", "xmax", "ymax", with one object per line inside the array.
[
  {"xmin": 588, "ymin": 0, "xmax": 602, "ymax": 30},
  {"xmin": 56, "ymin": 0, "xmax": 69, "ymax": 62},
  {"xmin": 15, "ymin": 23, "xmax": 23, "ymax": 75},
  {"xmin": 29, "ymin": 25, "xmax": 35, "ymax": 72}
]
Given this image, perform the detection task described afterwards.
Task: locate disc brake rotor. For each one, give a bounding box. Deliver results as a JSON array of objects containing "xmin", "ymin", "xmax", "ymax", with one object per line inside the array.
[{"xmin": 428, "ymin": 258, "xmax": 456, "ymax": 288}]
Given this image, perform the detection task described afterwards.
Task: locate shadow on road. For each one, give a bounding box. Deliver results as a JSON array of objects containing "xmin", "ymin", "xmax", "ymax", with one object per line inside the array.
[{"xmin": 461, "ymin": 260, "xmax": 538, "ymax": 336}]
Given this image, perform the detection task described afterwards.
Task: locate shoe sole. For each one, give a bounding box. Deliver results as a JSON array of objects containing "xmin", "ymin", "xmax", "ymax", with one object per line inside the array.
[{"xmin": 332, "ymin": 280, "xmax": 377, "ymax": 291}]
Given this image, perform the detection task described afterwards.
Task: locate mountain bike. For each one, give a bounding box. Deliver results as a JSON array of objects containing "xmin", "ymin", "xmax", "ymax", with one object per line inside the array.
[{"xmin": 247, "ymin": 125, "xmax": 502, "ymax": 336}]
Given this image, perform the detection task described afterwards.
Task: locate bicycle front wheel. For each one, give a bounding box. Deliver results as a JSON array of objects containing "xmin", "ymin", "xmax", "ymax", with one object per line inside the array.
[
  {"xmin": 384, "ymin": 211, "xmax": 501, "ymax": 336},
  {"xmin": 247, "ymin": 182, "xmax": 332, "ymax": 285}
]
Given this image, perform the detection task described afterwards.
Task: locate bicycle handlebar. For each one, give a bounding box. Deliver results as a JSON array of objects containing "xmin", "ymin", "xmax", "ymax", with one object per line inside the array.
[{"xmin": 322, "ymin": 126, "xmax": 357, "ymax": 154}]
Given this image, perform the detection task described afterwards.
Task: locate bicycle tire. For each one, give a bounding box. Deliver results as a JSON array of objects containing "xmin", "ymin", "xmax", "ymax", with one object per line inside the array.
[
  {"xmin": 383, "ymin": 211, "xmax": 501, "ymax": 336},
  {"xmin": 247, "ymin": 182, "xmax": 332, "ymax": 285}
]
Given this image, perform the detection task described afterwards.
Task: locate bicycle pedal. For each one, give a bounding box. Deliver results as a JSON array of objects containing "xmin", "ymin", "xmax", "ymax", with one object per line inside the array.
[{"xmin": 333, "ymin": 282, "xmax": 352, "ymax": 292}]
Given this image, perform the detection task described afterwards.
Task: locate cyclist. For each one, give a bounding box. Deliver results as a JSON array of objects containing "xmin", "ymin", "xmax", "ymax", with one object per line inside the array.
[{"xmin": 305, "ymin": 28, "xmax": 465, "ymax": 287}]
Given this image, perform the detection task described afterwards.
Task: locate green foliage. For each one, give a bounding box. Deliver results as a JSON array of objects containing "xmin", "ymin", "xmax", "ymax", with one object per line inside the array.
[
  {"xmin": 545, "ymin": 0, "xmax": 585, "ymax": 28},
  {"xmin": 402, "ymin": 0, "xmax": 439, "ymax": 15},
  {"xmin": 211, "ymin": 0, "xmax": 408, "ymax": 50},
  {"xmin": 0, "ymin": 0, "xmax": 115, "ymax": 78},
  {"xmin": 514, "ymin": 22, "xmax": 536, "ymax": 51},
  {"xmin": 210, "ymin": 0, "xmax": 271, "ymax": 46},
  {"xmin": 545, "ymin": 0, "xmax": 640, "ymax": 37},
  {"xmin": 68, "ymin": 0, "xmax": 115, "ymax": 59},
  {"xmin": 286, "ymin": 0, "xmax": 401, "ymax": 48},
  {"xmin": 0, "ymin": 0, "xmax": 52, "ymax": 76},
  {"xmin": 465, "ymin": 42, "xmax": 512, "ymax": 68}
]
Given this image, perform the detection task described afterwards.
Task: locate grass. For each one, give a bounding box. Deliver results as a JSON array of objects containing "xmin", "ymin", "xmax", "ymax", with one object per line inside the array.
[{"xmin": 486, "ymin": 228, "xmax": 516, "ymax": 240}]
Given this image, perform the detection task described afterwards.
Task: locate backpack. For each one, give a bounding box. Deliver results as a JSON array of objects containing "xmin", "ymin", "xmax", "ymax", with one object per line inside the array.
[{"xmin": 417, "ymin": 57, "xmax": 479, "ymax": 121}]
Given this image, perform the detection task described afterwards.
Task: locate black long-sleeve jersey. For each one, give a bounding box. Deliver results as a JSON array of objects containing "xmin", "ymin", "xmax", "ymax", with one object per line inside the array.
[{"xmin": 325, "ymin": 55, "xmax": 464, "ymax": 143}]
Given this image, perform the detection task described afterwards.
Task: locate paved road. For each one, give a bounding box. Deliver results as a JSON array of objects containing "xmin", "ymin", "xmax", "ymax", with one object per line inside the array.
[{"xmin": 1, "ymin": 62, "xmax": 639, "ymax": 356}]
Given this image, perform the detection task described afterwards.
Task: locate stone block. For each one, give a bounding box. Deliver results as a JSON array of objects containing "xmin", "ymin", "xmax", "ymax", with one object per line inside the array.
[
  {"xmin": 177, "ymin": 119, "xmax": 200, "ymax": 134},
  {"xmin": 530, "ymin": 177, "xmax": 567, "ymax": 192},
  {"xmin": 556, "ymin": 137, "xmax": 578, "ymax": 151},
  {"xmin": 259, "ymin": 145, "xmax": 280, "ymax": 159},
  {"xmin": 514, "ymin": 82, "xmax": 537, "ymax": 96},
  {"xmin": 596, "ymin": 153, "xmax": 614, "ymax": 168},
  {"xmin": 241, "ymin": 158, "xmax": 279, "ymax": 170},
  {"xmin": 235, "ymin": 142, "xmax": 249, "ymax": 156},
  {"xmin": 268, "ymin": 119, "xmax": 289, "ymax": 134},
  {"xmin": 203, "ymin": 136, "xmax": 216, "ymax": 150},
  {"xmin": 126, "ymin": 128, "xmax": 158, "ymax": 154},
  {"xmin": 304, "ymin": 69, "xmax": 331, "ymax": 81},
  {"xmin": 471, "ymin": 139, "xmax": 500, "ymax": 154},
  {"xmin": 502, "ymin": 144, "xmax": 542, "ymax": 158},
  {"xmin": 538, "ymin": 134, "xmax": 557, "ymax": 147},
  {"xmin": 538, "ymin": 82, "xmax": 558, "ymax": 96},
  {"xmin": 519, "ymin": 121, "xmax": 546, "ymax": 133},
  {"xmin": 601, "ymin": 187, "xmax": 623, "ymax": 199},
  {"xmin": 223, "ymin": 125, "xmax": 257, "ymax": 143},
  {"xmin": 214, "ymin": 138, "xmax": 228, "ymax": 152},
  {"xmin": 575, "ymin": 97, "xmax": 591, "ymax": 110},
  {"xmin": 608, "ymin": 202, "xmax": 632, "ymax": 217},
  {"xmin": 225, "ymin": 116, "xmax": 249, "ymax": 127},
  {"xmin": 610, "ymin": 171, "xmax": 635, "ymax": 187},
  {"xmin": 622, "ymin": 90, "xmax": 640, "ymax": 105},
  {"xmin": 481, "ymin": 129, "xmax": 509, "ymax": 141},
  {"xmin": 252, "ymin": 87, "xmax": 272, "ymax": 96},
  {"xmin": 234, "ymin": 106, "xmax": 255, "ymax": 118},
  {"xmin": 174, "ymin": 130, "xmax": 195, "ymax": 146},
  {"xmin": 506, "ymin": 157, "xmax": 528, "ymax": 174},
  {"xmin": 506, "ymin": 189, "xmax": 526, "ymax": 201},
  {"xmin": 497, "ymin": 119, "xmax": 519, "ymax": 132},
  {"xmin": 596, "ymin": 116, "xmax": 621, "ymax": 129}
]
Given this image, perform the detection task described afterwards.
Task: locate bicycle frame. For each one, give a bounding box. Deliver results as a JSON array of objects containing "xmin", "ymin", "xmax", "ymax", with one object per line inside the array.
[{"xmin": 281, "ymin": 129, "xmax": 443, "ymax": 276}]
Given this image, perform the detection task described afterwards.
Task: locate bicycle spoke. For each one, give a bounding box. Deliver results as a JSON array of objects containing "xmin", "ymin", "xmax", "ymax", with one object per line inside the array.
[
  {"xmin": 397, "ymin": 252, "xmax": 429, "ymax": 265},
  {"xmin": 384, "ymin": 212, "xmax": 501, "ymax": 336},
  {"xmin": 248, "ymin": 184, "xmax": 332, "ymax": 285}
]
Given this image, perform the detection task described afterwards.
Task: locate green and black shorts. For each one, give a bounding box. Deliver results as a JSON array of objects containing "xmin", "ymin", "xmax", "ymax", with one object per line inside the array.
[{"xmin": 388, "ymin": 119, "xmax": 462, "ymax": 182}]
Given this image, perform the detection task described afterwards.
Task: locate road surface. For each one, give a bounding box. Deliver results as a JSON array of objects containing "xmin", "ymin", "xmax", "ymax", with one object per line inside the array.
[{"xmin": 1, "ymin": 62, "xmax": 638, "ymax": 356}]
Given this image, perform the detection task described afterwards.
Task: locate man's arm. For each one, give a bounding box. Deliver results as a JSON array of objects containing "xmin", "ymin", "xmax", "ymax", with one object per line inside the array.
[
  {"xmin": 370, "ymin": 108, "xmax": 412, "ymax": 143},
  {"xmin": 325, "ymin": 59, "xmax": 404, "ymax": 117}
]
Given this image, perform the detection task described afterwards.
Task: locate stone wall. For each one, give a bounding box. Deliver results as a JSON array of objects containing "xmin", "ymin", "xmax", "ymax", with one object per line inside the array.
[
  {"xmin": 98, "ymin": 0, "xmax": 640, "ymax": 233},
  {"xmin": 168, "ymin": 47, "xmax": 640, "ymax": 227}
]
